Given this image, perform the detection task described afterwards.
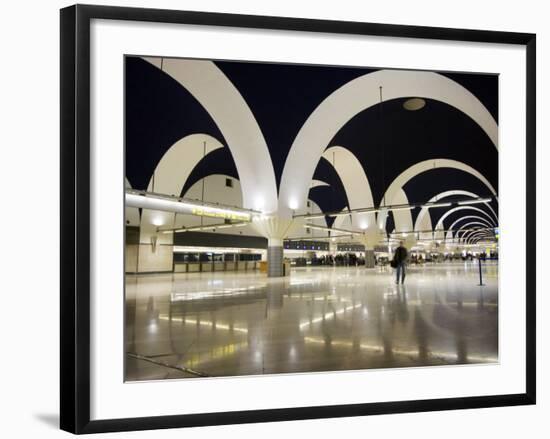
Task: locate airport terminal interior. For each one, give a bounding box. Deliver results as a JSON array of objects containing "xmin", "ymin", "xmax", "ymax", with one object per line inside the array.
[{"xmin": 124, "ymin": 56, "xmax": 499, "ymax": 380}]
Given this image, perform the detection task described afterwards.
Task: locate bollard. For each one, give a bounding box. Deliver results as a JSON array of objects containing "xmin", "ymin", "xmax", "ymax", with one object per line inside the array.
[{"xmin": 477, "ymin": 257, "xmax": 484, "ymax": 286}]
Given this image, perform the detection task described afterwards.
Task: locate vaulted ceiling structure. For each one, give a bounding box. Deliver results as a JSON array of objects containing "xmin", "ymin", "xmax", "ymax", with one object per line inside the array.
[{"xmin": 125, "ymin": 56, "xmax": 498, "ymax": 245}]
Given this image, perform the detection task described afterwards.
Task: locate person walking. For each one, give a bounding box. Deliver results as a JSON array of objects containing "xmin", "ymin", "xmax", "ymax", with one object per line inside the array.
[{"xmin": 393, "ymin": 241, "xmax": 408, "ymax": 284}]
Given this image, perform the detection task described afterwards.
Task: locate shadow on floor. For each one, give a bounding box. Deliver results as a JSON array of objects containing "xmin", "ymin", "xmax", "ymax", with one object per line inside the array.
[{"xmin": 34, "ymin": 413, "xmax": 59, "ymax": 430}]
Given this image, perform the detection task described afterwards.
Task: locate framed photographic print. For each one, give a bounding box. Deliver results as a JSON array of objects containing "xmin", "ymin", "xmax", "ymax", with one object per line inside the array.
[{"xmin": 60, "ymin": 4, "xmax": 536, "ymax": 434}]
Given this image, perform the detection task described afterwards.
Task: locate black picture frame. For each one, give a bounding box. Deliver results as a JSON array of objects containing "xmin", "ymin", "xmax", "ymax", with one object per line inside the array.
[{"xmin": 60, "ymin": 4, "xmax": 536, "ymax": 434}]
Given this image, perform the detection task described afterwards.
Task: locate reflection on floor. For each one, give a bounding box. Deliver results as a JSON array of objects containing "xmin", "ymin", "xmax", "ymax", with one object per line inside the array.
[{"xmin": 125, "ymin": 262, "xmax": 498, "ymax": 381}]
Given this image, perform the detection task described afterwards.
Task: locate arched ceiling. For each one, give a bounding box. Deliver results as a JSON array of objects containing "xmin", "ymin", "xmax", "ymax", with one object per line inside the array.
[
  {"xmin": 126, "ymin": 56, "xmax": 498, "ymax": 236},
  {"xmin": 329, "ymin": 98, "xmax": 497, "ymax": 207}
]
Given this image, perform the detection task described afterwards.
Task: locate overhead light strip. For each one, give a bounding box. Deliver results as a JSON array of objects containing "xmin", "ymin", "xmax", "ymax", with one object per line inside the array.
[
  {"xmin": 304, "ymin": 223, "xmax": 358, "ymax": 235},
  {"xmin": 457, "ymin": 197, "xmax": 492, "ymax": 205},
  {"xmin": 422, "ymin": 202, "xmax": 453, "ymax": 208},
  {"xmin": 125, "ymin": 189, "xmax": 260, "ymax": 222},
  {"xmin": 297, "ymin": 197, "xmax": 493, "ymax": 220},
  {"xmin": 162, "ymin": 222, "xmax": 249, "ymax": 234}
]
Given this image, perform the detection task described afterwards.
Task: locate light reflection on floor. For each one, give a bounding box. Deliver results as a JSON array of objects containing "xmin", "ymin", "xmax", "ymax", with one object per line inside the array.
[{"xmin": 125, "ymin": 262, "xmax": 498, "ymax": 381}]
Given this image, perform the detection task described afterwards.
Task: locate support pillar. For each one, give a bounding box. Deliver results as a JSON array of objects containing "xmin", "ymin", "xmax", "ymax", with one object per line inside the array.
[
  {"xmin": 359, "ymin": 224, "xmax": 382, "ymax": 269},
  {"xmin": 365, "ymin": 249, "xmax": 375, "ymax": 268},
  {"xmin": 252, "ymin": 216, "xmax": 299, "ymax": 278},
  {"xmin": 126, "ymin": 233, "xmax": 174, "ymax": 273},
  {"xmin": 133, "ymin": 210, "xmax": 174, "ymax": 273},
  {"xmin": 267, "ymin": 238, "xmax": 284, "ymax": 277}
]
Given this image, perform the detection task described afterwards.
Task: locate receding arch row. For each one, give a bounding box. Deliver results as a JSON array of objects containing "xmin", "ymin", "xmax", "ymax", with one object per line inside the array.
[
  {"xmin": 445, "ymin": 216, "xmax": 495, "ymax": 241},
  {"xmin": 318, "ymin": 150, "xmax": 497, "ymax": 237},
  {"xmin": 415, "ymin": 190, "xmax": 497, "ymax": 232},
  {"xmin": 378, "ymin": 159, "xmax": 497, "ymax": 232},
  {"xmin": 465, "ymin": 230, "xmax": 495, "ymax": 244},
  {"xmin": 435, "ymin": 206, "xmax": 497, "ymax": 232},
  {"xmin": 455, "ymin": 222, "xmax": 494, "ymax": 240},
  {"xmin": 135, "ymin": 133, "xmax": 498, "ymax": 249}
]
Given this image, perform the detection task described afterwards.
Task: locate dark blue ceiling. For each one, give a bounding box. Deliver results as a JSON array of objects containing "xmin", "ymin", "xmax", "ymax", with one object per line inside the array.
[
  {"xmin": 310, "ymin": 156, "xmax": 350, "ymax": 225},
  {"xmin": 216, "ymin": 61, "xmax": 373, "ymax": 188},
  {"xmin": 181, "ymin": 148, "xmax": 239, "ymax": 197},
  {"xmin": 125, "ymin": 57, "xmax": 225, "ymax": 190},
  {"xmin": 125, "ymin": 56, "xmax": 498, "ymax": 226}
]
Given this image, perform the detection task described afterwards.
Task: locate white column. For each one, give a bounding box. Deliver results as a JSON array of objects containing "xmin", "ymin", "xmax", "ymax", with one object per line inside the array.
[{"xmin": 252, "ymin": 216, "xmax": 301, "ymax": 277}]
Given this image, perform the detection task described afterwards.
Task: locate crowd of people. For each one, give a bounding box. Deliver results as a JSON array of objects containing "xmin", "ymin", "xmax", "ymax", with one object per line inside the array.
[{"xmin": 289, "ymin": 246, "xmax": 498, "ymax": 287}]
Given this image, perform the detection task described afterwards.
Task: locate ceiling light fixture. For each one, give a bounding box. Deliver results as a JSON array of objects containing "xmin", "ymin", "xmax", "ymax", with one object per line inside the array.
[
  {"xmin": 403, "ymin": 97, "xmax": 426, "ymax": 111},
  {"xmin": 422, "ymin": 201, "xmax": 452, "ymax": 209},
  {"xmin": 457, "ymin": 197, "xmax": 492, "ymax": 205},
  {"xmin": 390, "ymin": 206, "xmax": 415, "ymax": 212},
  {"xmin": 126, "ymin": 189, "xmax": 258, "ymax": 222},
  {"xmin": 163, "ymin": 221, "xmax": 249, "ymax": 234}
]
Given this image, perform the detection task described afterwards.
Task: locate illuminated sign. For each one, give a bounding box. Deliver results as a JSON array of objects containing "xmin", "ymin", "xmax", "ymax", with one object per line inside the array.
[
  {"xmin": 191, "ymin": 208, "xmax": 250, "ymax": 222},
  {"xmin": 284, "ymin": 240, "xmax": 329, "ymax": 251}
]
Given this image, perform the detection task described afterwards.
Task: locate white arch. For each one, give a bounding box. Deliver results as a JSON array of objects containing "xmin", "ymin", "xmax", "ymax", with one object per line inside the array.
[
  {"xmin": 416, "ymin": 208, "xmax": 434, "ymax": 242},
  {"xmin": 435, "ymin": 206, "xmax": 497, "ymax": 232},
  {"xmin": 380, "ymin": 188, "xmax": 414, "ymax": 233},
  {"xmin": 146, "ymin": 134, "xmax": 224, "ymax": 195},
  {"xmin": 139, "ymin": 134, "xmax": 225, "ymax": 243},
  {"xmin": 323, "ymin": 146, "xmax": 376, "ymax": 230},
  {"xmin": 144, "ymin": 57, "xmax": 278, "ymax": 213},
  {"xmin": 414, "ymin": 190, "xmax": 497, "ymax": 232},
  {"xmin": 287, "ymin": 198, "xmax": 328, "ymax": 239},
  {"xmin": 279, "ymin": 69, "xmax": 498, "ymax": 215},
  {"xmin": 332, "ymin": 210, "xmax": 353, "ymax": 230}
]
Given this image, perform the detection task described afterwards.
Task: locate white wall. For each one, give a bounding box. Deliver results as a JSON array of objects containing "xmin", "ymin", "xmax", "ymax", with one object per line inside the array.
[{"xmin": 1, "ymin": 1, "xmax": 546, "ymax": 439}]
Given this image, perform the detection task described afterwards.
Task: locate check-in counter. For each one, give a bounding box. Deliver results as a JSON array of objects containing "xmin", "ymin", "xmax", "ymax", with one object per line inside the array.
[
  {"xmin": 187, "ymin": 262, "xmax": 201, "ymax": 272},
  {"xmin": 172, "ymin": 259, "xmax": 261, "ymax": 273},
  {"xmin": 174, "ymin": 263, "xmax": 187, "ymax": 273},
  {"xmin": 200, "ymin": 262, "xmax": 212, "ymax": 272},
  {"xmin": 283, "ymin": 261, "xmax": 291, "ymax": 276}
]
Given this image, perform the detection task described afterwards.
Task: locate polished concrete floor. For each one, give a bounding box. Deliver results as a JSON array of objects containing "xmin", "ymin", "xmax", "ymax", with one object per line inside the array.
[{"xmin": 125, "ymin": 262, "xmax": 498, "ymax": 381}]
